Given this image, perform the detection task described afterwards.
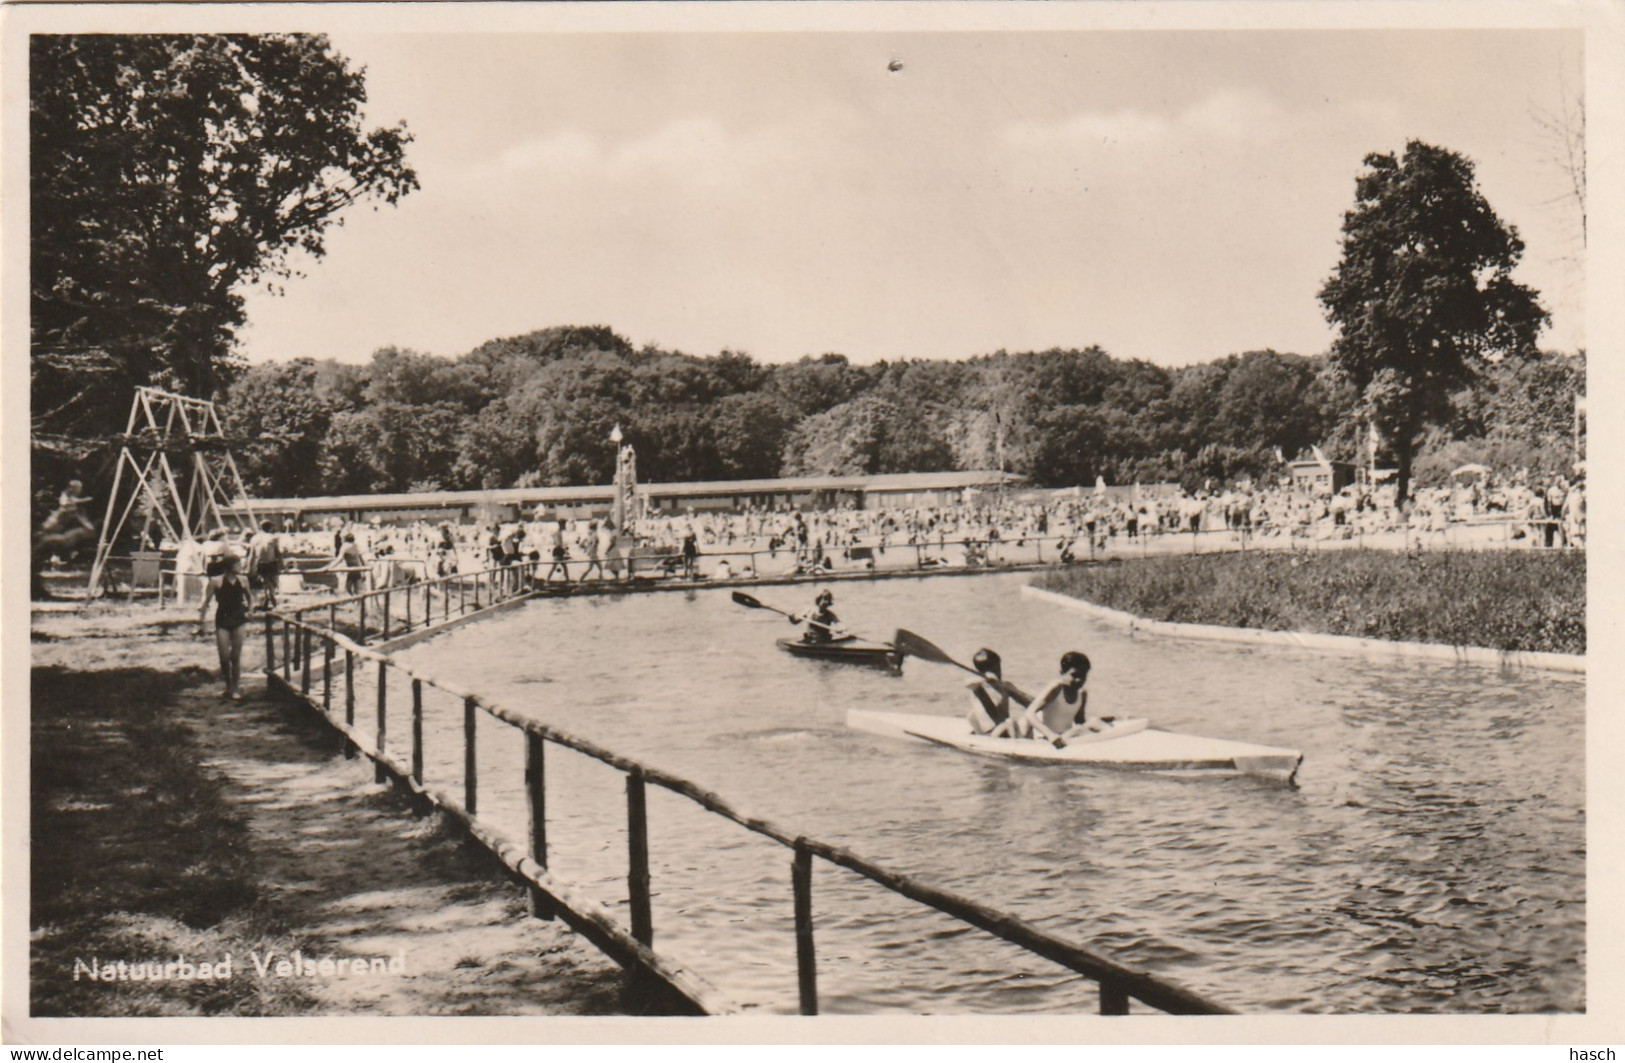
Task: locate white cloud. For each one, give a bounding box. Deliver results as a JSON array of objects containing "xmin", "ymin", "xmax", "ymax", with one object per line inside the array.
[
  {"xmin": 1182, "ymin": 87, "xmax": 1291, "ymax": 141},
  {"xmin": 476, "ymin": 113, "xmax": 834, "ymax": 196},
  {"xmin": 1003, "ymin": 108, "xmax": 1171, "ymax": 153},
  {"xmin": 1000, "ymin": 87, "xmax": 1293, "ymax": 158},
  {"xmin": 496, "ymin": 129, "xmax": 601, "ymax": 174}
]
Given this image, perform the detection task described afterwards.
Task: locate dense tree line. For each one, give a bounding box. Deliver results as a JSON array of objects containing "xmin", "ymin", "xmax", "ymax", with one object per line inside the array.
[{"xmin": 219, "ymin": 326, "xmax": 1583, "ymax": 498}]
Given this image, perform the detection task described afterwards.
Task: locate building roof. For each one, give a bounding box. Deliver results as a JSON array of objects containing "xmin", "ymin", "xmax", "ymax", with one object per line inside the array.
[
  {"xmin": 235, "ymin": 470, "xmax": 1025, "ymax": 512},
  {"xmin": 1287, "ymin": 459, "xmax": 1355, "ymax": 471},
  {"xmin": 239, "ymin": 484, "xmax": 615, "ymax": 512}
]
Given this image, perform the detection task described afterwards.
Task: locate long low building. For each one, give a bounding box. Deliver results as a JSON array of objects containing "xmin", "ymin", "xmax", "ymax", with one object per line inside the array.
[{"xmin": 233, "ymin": 470, "xmax": 1027, "ymax": 526}]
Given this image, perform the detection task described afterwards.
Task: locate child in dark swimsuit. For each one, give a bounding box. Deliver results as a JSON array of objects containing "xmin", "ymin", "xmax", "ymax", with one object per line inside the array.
[{"xmin": 200, "ymin": 553, "xmax": 253, "ymax": 700}]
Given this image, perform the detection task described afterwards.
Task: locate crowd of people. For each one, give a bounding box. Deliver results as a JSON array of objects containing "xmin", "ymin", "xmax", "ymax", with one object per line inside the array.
[
  {"xmin": 59, "ymin": 460, "xmax": 1578, "ymax": 710},
  {"xmin": 143, "ymin": 465, "xmax": 1585, "ymax": 605}
]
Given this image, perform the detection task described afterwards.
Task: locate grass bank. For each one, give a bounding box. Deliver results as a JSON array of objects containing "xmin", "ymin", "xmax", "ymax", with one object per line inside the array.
[
  {"xmin": 30, "ymin": 608, "xmax": 628, "ymax": 1017},
  {"xmin": 1032, "ymin": 549, "xmax": 1585, "ymax": 655},
  {"xmin": 31, "ymin": 658, "xmax": 321, "ymax": 1016}
]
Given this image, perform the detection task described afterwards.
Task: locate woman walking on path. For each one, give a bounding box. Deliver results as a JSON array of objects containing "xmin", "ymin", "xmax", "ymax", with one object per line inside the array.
[{"xmin": 197, "ymin": 552, "xmax": 254, "ymax": 700}]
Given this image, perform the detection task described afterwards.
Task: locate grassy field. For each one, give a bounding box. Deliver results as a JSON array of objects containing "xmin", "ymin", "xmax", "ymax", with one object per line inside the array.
[{"xmin": 1033, "ymin": 548, "xmax": 1586, "ymax": 655}]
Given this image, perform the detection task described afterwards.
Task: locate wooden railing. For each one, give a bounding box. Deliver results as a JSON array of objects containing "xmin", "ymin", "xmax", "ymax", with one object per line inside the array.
[
  {"xmin": 287, "ymin": 561, "xmax": 538, "ymax": 645},
  {"xmin": 264, "ymin": 602, "xmax": 1233, "ymax": 1017}
]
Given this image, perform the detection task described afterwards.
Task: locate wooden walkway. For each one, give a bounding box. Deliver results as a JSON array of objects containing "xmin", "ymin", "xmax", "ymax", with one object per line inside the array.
[{"xmin": 29, "ymin": 611, "xmax": 633, "ymax": 1017}]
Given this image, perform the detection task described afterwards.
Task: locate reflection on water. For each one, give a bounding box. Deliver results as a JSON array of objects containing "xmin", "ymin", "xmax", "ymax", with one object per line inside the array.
[{"xmin": 398, "ymin": 572, "xmax": 1584, "ymax": 1014}]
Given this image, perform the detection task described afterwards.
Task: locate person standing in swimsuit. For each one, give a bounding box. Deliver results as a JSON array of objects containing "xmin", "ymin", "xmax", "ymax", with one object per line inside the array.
[
  {"xmin": 247, "ymin": 520, "xmax": 283, "ymax": 608},
  {"xmin": 681, "ymin": 525, "xmax": 700, "ymax": 580},
  {"xmin": 198, "ymin": 552, "xmax": 254, "ymax": 700},
  {"xmin": 598, "ymin": 519, "xmax": 621, "ymax": 581},
  {"xmin": 580, "ymin": 520, "xmax": 604, "ymax": 581},
  {"xmin": 543, "ymin": 519, "xmax": 570, "ymax": 582}
]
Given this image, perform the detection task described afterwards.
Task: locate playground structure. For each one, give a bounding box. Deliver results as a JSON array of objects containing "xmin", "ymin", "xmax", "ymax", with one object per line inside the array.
[{"xmin": 83, "ymin": 387, "xmax": 258, "ymax": 598}]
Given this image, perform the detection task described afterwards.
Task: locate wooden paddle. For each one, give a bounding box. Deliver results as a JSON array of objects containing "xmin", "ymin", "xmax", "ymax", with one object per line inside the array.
[
  {"xmin": 732, "ymin": 590, "xmax": 851, "ymax": 640},
  {"xmin": 893, "ymin": 629, "xmax": 1034, "ymax": 705},
  {"xmin": 731, "ymin": 590, "xmax": 792, "ymax": 618}
]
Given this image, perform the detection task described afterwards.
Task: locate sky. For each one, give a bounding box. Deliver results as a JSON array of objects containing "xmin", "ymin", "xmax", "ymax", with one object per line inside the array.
[{"xmin": 234, "ymin": 27, "xmax": 1587, "ymax": 369}]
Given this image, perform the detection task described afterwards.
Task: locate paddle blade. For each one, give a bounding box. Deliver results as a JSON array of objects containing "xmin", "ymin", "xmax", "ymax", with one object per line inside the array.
[
  {"xmin": 893, "ymin": 629, "xmax": 962, "ymax": 668},
  {"xmin": 732, "ymin": 591, "xmax": 766, "ymax": 610}
]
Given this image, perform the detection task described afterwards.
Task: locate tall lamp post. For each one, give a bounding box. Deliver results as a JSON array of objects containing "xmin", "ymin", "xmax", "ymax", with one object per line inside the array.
[{"xmin": 610, "ymin": 424, "xmax": 637, "ymax": 534}]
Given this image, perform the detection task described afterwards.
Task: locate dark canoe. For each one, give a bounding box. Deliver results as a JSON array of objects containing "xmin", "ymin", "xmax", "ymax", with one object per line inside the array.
[{"xmin": 776, "ymin": 637, "xmax": 901, "ymax": 674}]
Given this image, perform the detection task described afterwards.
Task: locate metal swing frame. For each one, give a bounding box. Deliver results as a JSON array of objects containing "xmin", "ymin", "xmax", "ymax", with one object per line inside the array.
[{"xmin": 85, "ymin": 387, "xmax": 258, "ymax": 598}]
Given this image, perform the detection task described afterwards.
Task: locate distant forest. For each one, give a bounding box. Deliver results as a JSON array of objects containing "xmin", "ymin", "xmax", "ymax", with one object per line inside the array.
[{"xmin": 221, "ymin": 325, "xmax": 1584, "ymax": 498}]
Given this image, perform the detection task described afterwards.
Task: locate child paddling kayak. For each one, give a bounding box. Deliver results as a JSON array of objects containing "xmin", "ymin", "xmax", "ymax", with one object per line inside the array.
[{"xmin": 966, "ymin": 649, "xmax": 1014, "ymax": 737}]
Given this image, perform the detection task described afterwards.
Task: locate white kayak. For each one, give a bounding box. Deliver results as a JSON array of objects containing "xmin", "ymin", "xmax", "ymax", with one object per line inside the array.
[{"xmin": 847, "ymin": 709, "xmax": 1304, "ymax": 784}]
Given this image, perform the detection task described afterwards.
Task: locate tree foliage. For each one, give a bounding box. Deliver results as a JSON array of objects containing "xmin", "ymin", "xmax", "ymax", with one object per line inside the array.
[
  {"xmin": 212, "ymin": 319, "xmax": 1577, "ymax": 500},
  {"xmin": 1318, "ymin": 140, "xmax": 1548, "ymax": 499},
  {"xmin": 30, "ymin": 33, "xmax": 417, "ymax": 449}
]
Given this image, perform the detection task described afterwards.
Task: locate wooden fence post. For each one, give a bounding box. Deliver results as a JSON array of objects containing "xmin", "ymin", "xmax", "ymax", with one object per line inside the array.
[
  {"xmin": 793, "ymin": 841, "xmax": 818, "ymax": 1015},
  {"xmin": 627, "ymin": 770, "xmax": 653, "ymax": 946},
  {"xmin": 463, "ymin": 696, "xmax": 478, "ymax": 815},
  {"xmin": 375, "ymin": 659, "xmax": 388, "ymax": 783},
  {"xmin": 329, "ymin": 602, "xmax": 337, "ymax": 634},
  {"xmin": 344, "ymin": 650, "xmax": 356, "ymax": 758},
  {"xmin": 411, "ymin": 678, "xmax": 424, "ymax": 785},
  {"xmin": 358, "ymin": 594, "xmax": 367, "ymax": 645},
  {"xmin": 263, "ymin": 616, "xmax": 275, "ymax": 679},
  {"xmin": 404, "ymin": 583, "xmax": 412, "ymax": 630},
  {"xmin": 382, "ymin": 590, "xmax": 392, "ymax": 641},
  {"xmin": 300, "ymin": 627, "xmax": 312, "ymax": 695},
  {"xmin": 525, "ymin": 732, "xmax": 554, "ymax": 919},
  {"xmin": 282, "ymin": 623, "xmax": 291, "ymax": 680},
  {"xmin": 322, "ymin": 640, "xmax": 333, "ymax": 713}
]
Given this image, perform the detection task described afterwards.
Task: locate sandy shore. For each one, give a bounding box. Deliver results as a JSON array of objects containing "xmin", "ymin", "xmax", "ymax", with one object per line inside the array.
[{"xmin": 29, "ymin": 602, "xmax": 631, "ymax": 1017}]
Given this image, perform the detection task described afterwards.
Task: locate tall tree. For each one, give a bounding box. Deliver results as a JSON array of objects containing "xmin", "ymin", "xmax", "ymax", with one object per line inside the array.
[
  {"xmin": 781, "ymin": 395, "xmax": 952, "ymax": 477},
  {"xmin": 709, "ymin": 392, "xmax": 798, "ymax": 480},
  {"xmin": 31, "ymin": 34, "xmax": 417, "ymax": 457},
  {"xmin": 219, "ymin": 358, "xmax": 349, "ymax": 498},
  {"xmin": 1318, "ymin": 141, "xmax": 1547, "ymax": 500},
  {"xmin": 767, "ymin": 353, "xmax": 875, "ymax": 418}
]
